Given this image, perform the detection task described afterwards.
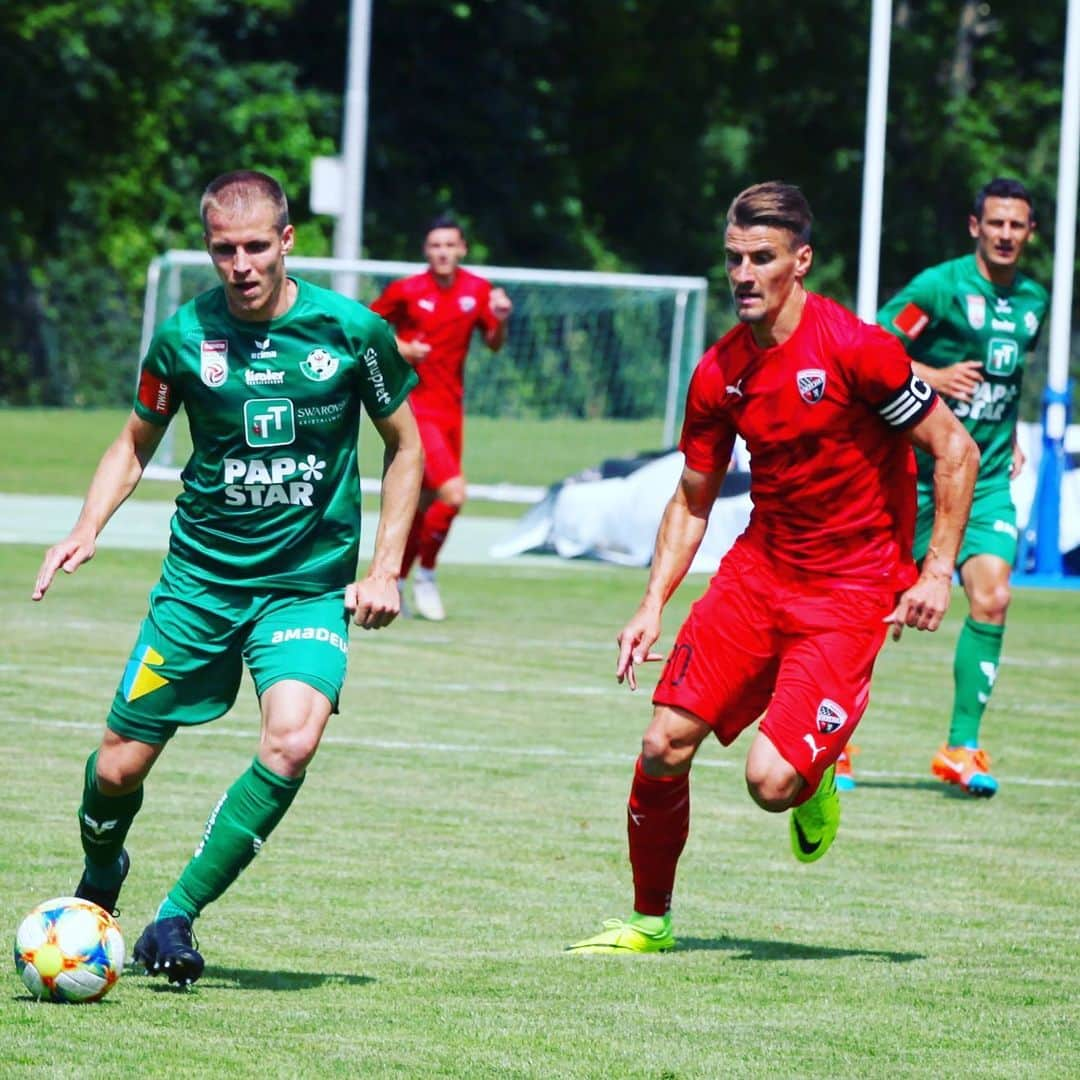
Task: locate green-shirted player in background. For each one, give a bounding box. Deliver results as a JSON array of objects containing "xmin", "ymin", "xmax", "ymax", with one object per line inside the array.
[
  {"xmin": 31, "ymin": 170, "xmax": 423, "ymax": 985},
  {"xmin": 838, "ymin": 178, "xmax": 1048, "ymax": 797}
]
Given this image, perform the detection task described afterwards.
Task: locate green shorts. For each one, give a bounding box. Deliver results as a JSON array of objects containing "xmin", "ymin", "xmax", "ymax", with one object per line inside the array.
[
  {"xmin": 914, "ymin": 484, "xmax": 1018, "ymax": 569},
  {"xmin": 107, "ymin": 558, "xmax": 350, "ymax": 745}
]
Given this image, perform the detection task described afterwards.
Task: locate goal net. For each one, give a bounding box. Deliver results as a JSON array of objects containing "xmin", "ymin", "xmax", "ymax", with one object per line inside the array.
[{"xmin": 138, "ymin": 251, "xmax": 708, "ymax": 497}]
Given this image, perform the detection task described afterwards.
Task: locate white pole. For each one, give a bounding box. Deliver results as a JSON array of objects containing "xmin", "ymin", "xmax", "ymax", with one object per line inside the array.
[
  {"xmin": 1046, "ymin": 0, "xmax": 1080, "ymax": 437},
  {"xmin": 1029, "ymin": 0, "xmax": 1080, "ymax": 574},
  {"xmin": 333, "ymin": 0, "xmax": 372, "ymax": 298},
  {"xmin": 856, "ymin": 0, "xmax": 893, "ymax": 321}
]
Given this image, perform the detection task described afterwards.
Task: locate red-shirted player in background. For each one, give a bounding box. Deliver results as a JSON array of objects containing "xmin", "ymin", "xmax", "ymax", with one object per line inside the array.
[
  {"xmin": 569, "ymin": 182, "xmax": 979, "ymax": 955},
  {"xmin": 370, "ymin": 215, "xmax": 513, "ymax": 620}
]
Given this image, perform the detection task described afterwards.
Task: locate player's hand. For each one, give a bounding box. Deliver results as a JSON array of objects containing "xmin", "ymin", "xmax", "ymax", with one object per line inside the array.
[
  {"xmin": 32, "ymin": 535, "xmax": 96, "ymax": 601},
  {"xmin": 616, "ymin": 611, "xmax": 664, "ymax": 691},
  {"xmin": 489, "ymin": 287, "xmax": 513, "ymax": 322},
  {"xmin": 346, "ymin": 575, "xmax": 401, "ymax": 630},
  {"xmin": 884, "ymin": 571, "xmax": 952, "ymax": 641},
  {"xmin": 398, "ymin": 338, "xmax": 432, "ymax": 365},
  {"xmin": 930, "ymin": 361, "xmax": 983, "ymax": 403}
]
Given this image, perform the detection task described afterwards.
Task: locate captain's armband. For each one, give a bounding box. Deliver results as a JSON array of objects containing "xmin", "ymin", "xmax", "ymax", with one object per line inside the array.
[{"xmin": 878, "ymin": 372, "xmax": 937, "ymax": 430}]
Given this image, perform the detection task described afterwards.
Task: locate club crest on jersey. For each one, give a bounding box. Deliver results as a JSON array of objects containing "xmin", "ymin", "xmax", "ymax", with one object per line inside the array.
[
  {"xmin": 459, "ymin": 295, "xmax": 477, "ymax": 312},
  {"xmin": 300, "ymin": 348, "xmax": 339, "ymax": 382},
  {"xmin": 1024, "ymin": 311, "xmax": 1039, "ymax": 334},
  {"xmin": 200, "ymin": 340, "xmax": 228, "ymax": 387},
  {"xmin": 965, "ymin": 295, "xmax": 986, "ymax": 330},
  {"xmin": 797, "ymin": 369, "xmax": 826, "ymax": 404},
  {"xmin": 816, "ymin": 698, "xmax": 848, "ymax": 734}
]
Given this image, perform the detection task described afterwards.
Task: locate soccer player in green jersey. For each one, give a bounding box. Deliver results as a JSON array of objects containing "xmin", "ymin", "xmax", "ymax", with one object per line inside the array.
[
  {"xmin": 841, "ymin": 178, "xmax": 1048, "ymax": 797},
  {"xmin": 31, "ymin": 170, "xmax": 423, "ymax": 985}
]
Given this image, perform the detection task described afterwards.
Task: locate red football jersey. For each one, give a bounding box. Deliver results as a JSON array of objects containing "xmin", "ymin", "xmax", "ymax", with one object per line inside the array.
[
  {"xmin": 680, "ymin": 292, "xmax": 937, "ymax": 588},
  {"xmin": 370, "ymin": 267, "xmax": 499, "ymax": 418}
]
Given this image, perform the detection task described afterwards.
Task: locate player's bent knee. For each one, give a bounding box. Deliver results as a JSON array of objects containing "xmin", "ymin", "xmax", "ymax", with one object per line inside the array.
[
  {"xmin": 95, "ymin": 746, "xmax": 157, "ymax": 794},
  {"xmin": 439, "ymin": 478, "xmax": 466, "ymax": 509},
  {"xmin": 745, "ymin": 761, "xmax": 801, "ymax": 812},
  {"xmin": 639, "ymin": 733, "xmax": 693, "ymax": 775}
]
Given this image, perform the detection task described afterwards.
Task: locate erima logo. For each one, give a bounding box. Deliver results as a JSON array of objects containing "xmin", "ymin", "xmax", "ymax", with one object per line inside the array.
[
  {"xmin": 418, "ymin": 298, "xmax": 436, "ymax": 312},
  {"xmin": 82, "ymin": 814, "xmax": 118, "ymax": 841},
  {"xmin": 816, "ymin": 698, "xmax": 848, "ymax": 734},
  {"xmin": 251, "ymin": 336, "xmax": 278, "ymax": 360}
]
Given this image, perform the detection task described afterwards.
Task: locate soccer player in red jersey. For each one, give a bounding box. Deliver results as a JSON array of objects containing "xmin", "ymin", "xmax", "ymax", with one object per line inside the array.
[
  {"xmin": 370, "ymin": 215, "xmax": 513, "ymax": 620},
  {"xmin": 569, "ymin": 182, "xmax": 980, "ymax": 954}
]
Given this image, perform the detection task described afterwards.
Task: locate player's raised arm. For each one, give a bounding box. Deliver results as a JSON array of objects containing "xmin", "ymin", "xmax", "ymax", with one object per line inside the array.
[
  {"xmin": 346, "ymin": 401, "xmax": 424, "ymax": 630},
  {"xmin": 617, "ymin": 464, "xmax": 723, "ymax": 689},
  {"xmin": 483, "ymin": 286, "xmax": 512, "ymax": 351},
  {"xmin": 32, "ymin": 412, "xmax": 166, "ymax": 601},
  {"xmin": 885, "ymin": 403, "xmax": 979, "ymax": 639}
]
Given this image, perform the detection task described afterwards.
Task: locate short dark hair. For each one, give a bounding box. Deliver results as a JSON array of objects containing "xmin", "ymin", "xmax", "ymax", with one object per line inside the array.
[
  {"xmin": 201, "ymin": 170, "xmax": 289, "ymax": 233},
  {"xmin": 973, "ymin": 178, "xmax": 1035, "ymax": 222},
  {"xmin": 726, "ymin": 181, "xmax": 813, "ymax": 245},
  {"xmin": 425, "ymin": 212, "xmax": 465, "ymax": 243}
]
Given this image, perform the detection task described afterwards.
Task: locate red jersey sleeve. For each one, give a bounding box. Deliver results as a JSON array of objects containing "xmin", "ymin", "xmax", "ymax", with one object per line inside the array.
[
  {"xmin": 369, "ymin": 279, "xmax": 405, "ymax": 325},
  {"xmin": 848, "ymin": 322, "xmax": 937, "ymax": 430},
  {"xmin": 678, "ymin": 354, "xmax": 736, "ymax": 474}
]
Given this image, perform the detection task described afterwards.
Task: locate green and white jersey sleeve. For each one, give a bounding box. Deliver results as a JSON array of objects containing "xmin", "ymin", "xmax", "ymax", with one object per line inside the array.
[
  {"xmin": 877, "ymin": 255, "xmax": 1049, "ymax": 491},
  {"xmin": 133, "ymin": 277, "xmax": 417, "ymax": 592}
]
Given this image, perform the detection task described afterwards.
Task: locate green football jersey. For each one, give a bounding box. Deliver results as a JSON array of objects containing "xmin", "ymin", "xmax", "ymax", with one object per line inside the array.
[
  {"xmin": 877, "ymin": 254, "xmax": 1048, "ymax": 491},
  {"xmin": 133, "ymin": 277, "xmax": 417, "ymax": 592}
]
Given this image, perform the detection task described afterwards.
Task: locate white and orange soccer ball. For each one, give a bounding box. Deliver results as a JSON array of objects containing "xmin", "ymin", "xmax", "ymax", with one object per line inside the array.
[{"xmin": 14, "ymin": 897, "xmax": 125, "ymax": 1003}]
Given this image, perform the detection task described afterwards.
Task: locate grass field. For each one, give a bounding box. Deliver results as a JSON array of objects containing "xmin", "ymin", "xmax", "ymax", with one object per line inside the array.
[
  {"xmin": 2, "ymin": 537, "xmax": 1078, "ymax": 1077},
  {"xmin": 0, "ymin": 409, "xmax": 666, "ymax": 516},
  {"xmin": 2, "ymin": 408, "xmax": 1078, "ymax": 1077}
]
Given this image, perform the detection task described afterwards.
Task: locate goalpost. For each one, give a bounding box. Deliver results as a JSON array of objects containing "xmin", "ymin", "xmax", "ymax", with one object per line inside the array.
[{"xmin": 138, "ymin": 251, "xmax": 708, "ymax": 499}]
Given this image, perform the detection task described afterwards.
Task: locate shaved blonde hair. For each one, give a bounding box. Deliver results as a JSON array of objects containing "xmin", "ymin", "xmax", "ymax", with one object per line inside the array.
[{"xmin": 200, "ymin": 170, "xmax": 289, "ymax": 234}]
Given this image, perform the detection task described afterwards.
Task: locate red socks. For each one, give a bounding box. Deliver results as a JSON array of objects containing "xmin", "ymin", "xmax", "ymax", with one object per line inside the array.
[
  {"xmin": 628, "ymin": 756, "xmax": 690, "ymax": 916},
  {"xmin": 418, "ymin": 500, "xmax": 459, "ymax": 569}
]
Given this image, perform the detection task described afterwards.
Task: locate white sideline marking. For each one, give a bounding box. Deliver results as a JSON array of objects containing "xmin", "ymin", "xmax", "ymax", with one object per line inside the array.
[{"xmin": 6, "ymin": 715, "xmax": 1079, "ymax": 789}]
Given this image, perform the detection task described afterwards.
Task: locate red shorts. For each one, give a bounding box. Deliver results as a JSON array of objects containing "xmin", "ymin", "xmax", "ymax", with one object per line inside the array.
[
  {"xmin": 415, "ymin": 413, "xmax": 463, "ymax": 490},
  {"xmin": 652, "ymin": 542, "xmax": 895, "ymax": 789}
]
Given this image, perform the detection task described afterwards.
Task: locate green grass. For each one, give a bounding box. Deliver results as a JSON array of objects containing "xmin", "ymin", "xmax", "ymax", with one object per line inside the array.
[
  {"xmin": 0, "ymin": 409, "xmax": 665, "ymax": 516},
  {"xmin": 1, "ymin": 540, "xmax": 1078, "ymax": 1078}
]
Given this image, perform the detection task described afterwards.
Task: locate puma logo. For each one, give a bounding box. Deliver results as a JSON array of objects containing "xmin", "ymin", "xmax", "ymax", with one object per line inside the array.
[
  {"xmin": 803, "ymin": 733, "xmax": 826, "ymax": 763},
  {"xmin": 725, "ymin": 378, "xmax": 744, "ymax": 399}
]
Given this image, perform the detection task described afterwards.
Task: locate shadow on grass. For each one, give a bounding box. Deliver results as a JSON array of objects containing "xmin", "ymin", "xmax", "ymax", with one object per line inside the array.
[
  {"xmin": 137, "ymin": 968, "xmax": 375, "ymax": 992},
  {"xmin": 676, "ymin": 936, "xmax": 923, "ymax": 963},
  {"xmin": 855, "ymin": 778, "xmax": 985, "ymax": 799}
]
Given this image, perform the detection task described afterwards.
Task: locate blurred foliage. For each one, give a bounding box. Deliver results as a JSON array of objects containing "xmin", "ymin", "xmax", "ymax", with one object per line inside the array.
[{"xmin": 0, "ymin": 0, "xmax": 1076, "ymax": 411}]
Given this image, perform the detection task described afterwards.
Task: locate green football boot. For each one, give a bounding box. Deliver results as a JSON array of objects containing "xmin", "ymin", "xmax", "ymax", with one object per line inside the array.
[
  {"xmin": 790, "ymin": 764, "xmax": 840, "ymax": 863},
  {"xmin": 567, "ymin": 913, "xmax": 675, "ymax": 954}
]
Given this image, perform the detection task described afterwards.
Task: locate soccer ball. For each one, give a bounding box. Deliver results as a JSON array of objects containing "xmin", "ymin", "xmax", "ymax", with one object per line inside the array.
[{"xmin": 13, "ymin": 897, "xmax": 125, "ymax": 1003}]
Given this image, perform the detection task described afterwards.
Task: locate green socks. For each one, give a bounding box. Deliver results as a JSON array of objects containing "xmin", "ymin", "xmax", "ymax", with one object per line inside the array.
[
  {"xmin": 629, "ymin": 912, "xmax": 671, "ymax": 937},
  {"xmin": 950, "ymin": 616, "xmax": 1004, "ymax": 747},
  {"xmin": 166, "ymin": 758, "xmax": 305, "ymax": 920},
  {"xmin": 78, "ymin": 750, "xmax": 143, "ymax": 882}
]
